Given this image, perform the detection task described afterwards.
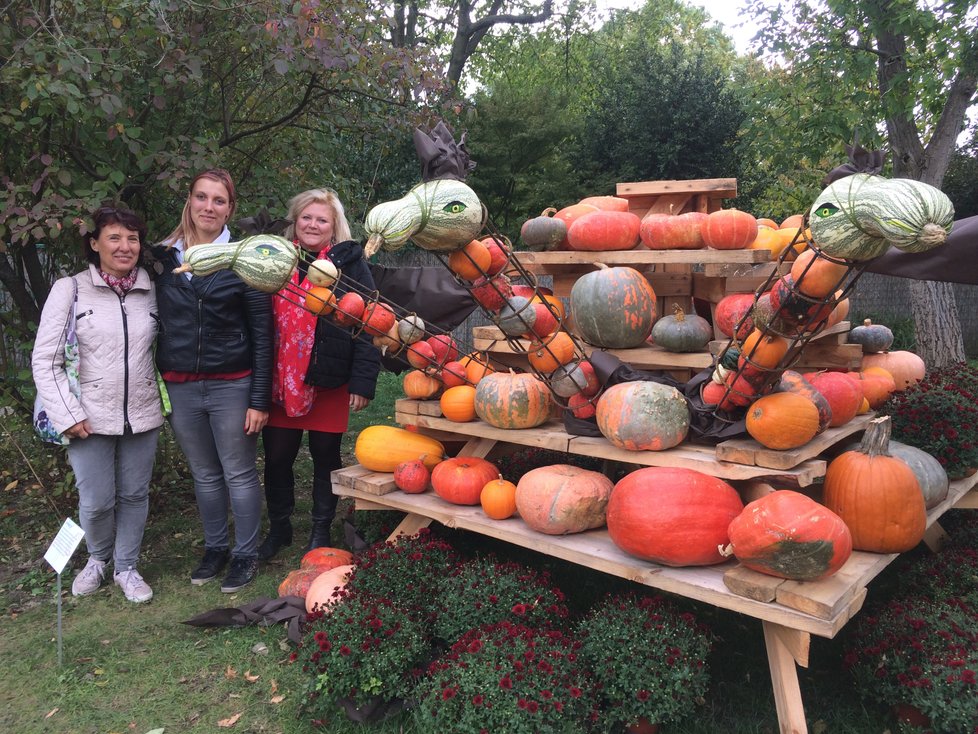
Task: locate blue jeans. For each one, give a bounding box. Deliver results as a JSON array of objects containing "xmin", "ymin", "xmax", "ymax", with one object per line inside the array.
[
  {"xmin": 67, "ymin": 428, "xmax": 161, "ymax": 570},
  {"xmin": 166, "ymin": 378, "xmax": 262, "ymax": 559}
]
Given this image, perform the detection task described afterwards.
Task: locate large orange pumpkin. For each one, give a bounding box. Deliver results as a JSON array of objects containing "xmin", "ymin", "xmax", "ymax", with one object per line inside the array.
[
  {"xmin": 823, "ymin": 416, "xmax": 926, "ymax": 553},
  {"xmin": 515, "ymin": 464, "xmax": 613, "ymax": 534},
  {"xmin": 595, "ymin": 381, "xmax": 690, "ymax": 451},
  {"xmin": 639, "ymin": 211, "xmax": 708, "ymax": 250},
  {"xmin": 569, "ymin": 264, "xmax": 656, "ymax": 348},
  {"xmin": 607, "ymin": 467, "xmax": 744, "ymax": 566},
  {"xmin": 300, "ymin": 547, "xmax": 354, "ymax": 571},
  {"xmin": 431, "ymin": 456, "xmax": 500, "ymax": 505},
  {"xmin": 745, "ymin": 392, "xmax": 821, "ymax": 450},
  {"xmin": 566, "ymin": 210, "xmax": 642, "ymax": 251},
  {"xmin": 789, "ymin": 248, "xmax": 850, "ymax": 298},
  {"xmin": 553, "ymin": 202, "xmax": 599, "ymax": 249},
  {"xmin": 724, "ymin": 491, "xmax": 852, "ymax": 581},
  {"xmin": 702, "ymin": 209, "xmax": 758, "ymax": 250},
  {"xmin": 860, "ymin": 350, "xmax": 926, "ymax": 390},
  {"xmin": 474, "ymin": 371, "xmax": 552, "ymax": 429}
]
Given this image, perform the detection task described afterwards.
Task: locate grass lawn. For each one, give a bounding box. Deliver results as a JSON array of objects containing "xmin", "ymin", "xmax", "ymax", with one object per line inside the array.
[{"xmin": 0, "ymin": 370, "xmax": 958, "ymax": 733}]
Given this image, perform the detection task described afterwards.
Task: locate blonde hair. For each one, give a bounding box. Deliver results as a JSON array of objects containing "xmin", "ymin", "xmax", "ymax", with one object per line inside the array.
[
  {"xmin": 284, "ymin": 188, "xmax": 352, "ymax": 244},
  {"xmin": 162, "ymin": 169, "xmax": 237, "ymax": 248}
]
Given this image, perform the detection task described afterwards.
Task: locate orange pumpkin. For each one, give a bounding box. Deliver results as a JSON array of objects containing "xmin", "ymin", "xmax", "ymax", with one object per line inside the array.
[
  {"xmin": 461, "ymin": 352, "xmax": 495, "ymax": 384},
  {"xmin": 394, "ymin": 458, "xmax": 431, "ymax": 493},
  {"xmin": 300, "ymin": 547, "xmax": 354, "ymax": 571},
  {"xmin": 746, "ymin": 392, "xmax": 820, "ymax": 450},
  {"xmin": 853, "ymin": 369, "xmax": 896, "ymax": 409},
  {"xmin": 595, "ymin": 381, "xmax": 689, "ymax": 451},
  {"xmin": 780, "ymin": 214, "xmax": 805, "ymax": 230},
  {"xmin": 440, "ymin": 384, "xmax": 477, "ymax": 422},
  {"xmin": 775, "ymin": 370, "xmax": 833, "ymax": 433},
  {"xmin": 515, "ymin": 464, "xmax": 613, "ymax": 534},
  {"xmin": 480, "ymin": 475, "xmax": 518, "ymax": 520},
  {"xmin": 702, "ymin": 209, "xmax": 758, "ymax": 250},
  {"xmin": 861, "ymin": 350, "xmax": 926, "ymax": 390},
  {"xmin": 566, "ymin": 210, "xmax": 642, "ymax": 251},
  {"xmin": 823, "ymin": 416, "xmax": 926, "ymax": 553},
  {"xmin": 789, "ymin": 249, "xmax": 849, "ymax": 298},
  {"xmin": 531, "ymin": 292, "xmax": 565, "ymax": 321},
  {"xmin": 304, "ymin": 286, "xmax": 336, "ymax": 316},
  {"xmin": 552, "ymin": 203, "xmax": 599, "ymax": 249},
  {"xmin": 448, "ymin": 239, "xmax": 492, "ymax": 281},
  {"xmin": 305, "ymin": 564, "xmax": 354, "ymax": 613},
  {"xmin": 473, "ymin": 371, "xmax": 552, "ymax": 429},
  {"xmin": 826, "ymin": 292, "xmax": 850, "ymax": 327},
  {"xmin": 527, "ymin": 331, "xmax": 576, "ymax": 373},
  {"xmin": 403, "ymin": 370, "xmax": 442, "ymax": 400},
  {"xmin": 805, "ymin": 370, "xmax": 863, "ymax": 427},
  {"xmin": 362, "ymin": 302, "xmax": 396, "ymax": 337},
  {"xmin": 431, "ymin": 456, "xmax": 499, "ymax": 505},
  {"xmin": 278, "ymin": 568, "xmax": 323, "ymax": 598},
  {"xmin": 738, "ymin": 329, "xmax": 789, "ymax": 370},
  {"xmin": 439, "ymin": 360, "xmax": 469, "ymax": 389},
  {"xmin": 578, "ymin": 195, "xmax": 630, "ymax": 212}
]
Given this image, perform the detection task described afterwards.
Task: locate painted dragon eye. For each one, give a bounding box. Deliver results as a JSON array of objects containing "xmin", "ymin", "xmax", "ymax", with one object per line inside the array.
[
  {"xmin": 814, "ymin": 203, "xmax": 839, "ymax": 218},
  {"xmin": 442, "ymin": 201, "xmax": 467, "ymax": 214}
]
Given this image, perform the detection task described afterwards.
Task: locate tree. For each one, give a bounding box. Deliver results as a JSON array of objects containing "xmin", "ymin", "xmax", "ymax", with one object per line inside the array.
[{"xmin": 743, "ymin": 0, "xmax": 978, "ymax": 367}]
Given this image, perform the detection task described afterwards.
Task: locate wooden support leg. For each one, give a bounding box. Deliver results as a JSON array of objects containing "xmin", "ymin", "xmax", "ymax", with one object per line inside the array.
[
  {"xmin": 386, "ymin": 513, "xmax": 433, "ymax": 542},
  {"xmin": 762, "ymin": 621, "xmax": 811, "ymax": 734},
  {"xmin": 923, "ymin": 521, "xmax": 949, "ymax": 552},
  {"xmin": 457, "ymin": 437, "xmax": 498, "ymax": 458},
  {"xmin": 954, "ymin": 488, "xmax": 978, "ymax": 509}
]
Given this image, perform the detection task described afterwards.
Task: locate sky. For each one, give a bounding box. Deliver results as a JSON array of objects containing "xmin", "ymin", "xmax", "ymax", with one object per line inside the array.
[{"xmin": 599, "ymin": 0, "xmax": 756, "ymax": 53}]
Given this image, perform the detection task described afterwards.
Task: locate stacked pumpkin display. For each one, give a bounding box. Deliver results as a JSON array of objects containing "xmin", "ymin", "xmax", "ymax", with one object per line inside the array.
[{"xmin": 278, "ymin": 546, "xmax": 355, "ymax": 613}]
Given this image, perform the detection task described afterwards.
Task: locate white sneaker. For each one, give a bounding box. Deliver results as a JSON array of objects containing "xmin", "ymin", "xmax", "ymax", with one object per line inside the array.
[
  {"xmin": 114, "ymin": 568, "xmax": 154, "ymax": 603},
  {"xmin": 72, "ymin": 557, "xmax": 107, "ymax": 597}
]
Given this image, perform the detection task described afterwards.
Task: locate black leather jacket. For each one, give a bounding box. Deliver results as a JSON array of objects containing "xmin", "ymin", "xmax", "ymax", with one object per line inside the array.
[
  {"xmin": 304, "ymin": 240, "xmax": 381, "ymax": 399},
  {"xmin": 151, "ymin": 244, "xmax": 274, "ymax": 411}
]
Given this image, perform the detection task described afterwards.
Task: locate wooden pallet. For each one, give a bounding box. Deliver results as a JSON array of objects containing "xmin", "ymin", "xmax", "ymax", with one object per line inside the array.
[{"xmin": 616, "ymin": 178, "xmax": 737, "ymax": 218}]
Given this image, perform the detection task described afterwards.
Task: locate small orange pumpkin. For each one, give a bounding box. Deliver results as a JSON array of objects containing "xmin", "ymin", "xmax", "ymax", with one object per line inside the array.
[
  {"xmin": 789, "ymin": 249, "xmax": 849, "ymax": 298},
  {"xmin": 362, "ymin": 302, "xmax": 396, "ymax": 337},
  {"xmin": 278, "ymin": 568, "xmax": 323, "ymax": 598},
  {"xmin": 402, "ymin": 370, "xmax": 442, "ymax": 400},
  {"xmin": 460, "ymin": 352, "xmax": 495, "ymax": 385},
  {"xmin": 480, "ymin": 475, "xmax": 518, "ymax": 520},
  {"xmin": 448, "ymin": 239, "xmax": 492, "ymax": 281},
  {"xmin": 738, "ymin": 329, "xmax": 789, "ymax": 370},
  {"xmin": 746, "ymin": 392, "xmax": 820, "ymax": 450},
  {"xmin": 304, "ymin": 286, "xmax": 336, "ymax": 316},
  {"xmin": 527, "ymin": 331, "xmax": 576, "ymax": 373},
  {"xmin": 440, "ymin": 384, "xmax": 477, "ymax": 422}
]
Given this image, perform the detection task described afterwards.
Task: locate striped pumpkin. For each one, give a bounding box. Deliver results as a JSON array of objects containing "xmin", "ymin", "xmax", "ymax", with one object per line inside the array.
[
  {"xmin": 595, "ymin": 381, "xmax": 689, "ymax": 451},
  {"xmin": 569, "ymin": 265, "xmax": 656, "ymax": 348},
  {"xmin": 181, "ymin": 235, "xmax": 299, "ymax": 292},
  {"xmin": 474, "ymin": 372, "xmax": 552, "ymax": 429}
]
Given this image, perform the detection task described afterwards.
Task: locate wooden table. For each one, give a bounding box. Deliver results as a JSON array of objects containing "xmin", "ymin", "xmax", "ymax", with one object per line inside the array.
[{"xmin": 333, "ymin": 408, "xmax": 978, "ymax": 734}]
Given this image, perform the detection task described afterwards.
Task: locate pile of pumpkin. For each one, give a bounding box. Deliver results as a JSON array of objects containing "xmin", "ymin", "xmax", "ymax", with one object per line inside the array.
[
  {"xmin": 355, "ymin": 417, "xmax": 948, "ymax": 582},
  {"xmin": 278, "ymin": 546, "xmax": 356, "ymax": 612}
]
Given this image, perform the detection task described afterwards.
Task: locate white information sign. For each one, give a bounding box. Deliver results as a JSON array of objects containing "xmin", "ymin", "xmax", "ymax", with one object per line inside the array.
[{"xmin": 43, "ymin": 518, "xmax": 85, "ymax": 574}]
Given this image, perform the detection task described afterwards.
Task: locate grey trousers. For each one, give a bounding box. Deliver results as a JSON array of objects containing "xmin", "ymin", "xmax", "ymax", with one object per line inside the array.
[{"xmin": 66, "ymin": 428, "xmax": 161, "ymax": 570}]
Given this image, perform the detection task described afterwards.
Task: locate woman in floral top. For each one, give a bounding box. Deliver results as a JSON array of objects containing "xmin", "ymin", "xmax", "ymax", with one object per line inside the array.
[{"xmin": 259, "ymin": 188, "xmax": 380, "ymax": 559}]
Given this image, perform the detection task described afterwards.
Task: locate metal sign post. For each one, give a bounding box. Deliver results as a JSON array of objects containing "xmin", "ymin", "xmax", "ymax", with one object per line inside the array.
[{"xmin": 43, "ymin": 518, "xmax": 85, "ymax": 667}]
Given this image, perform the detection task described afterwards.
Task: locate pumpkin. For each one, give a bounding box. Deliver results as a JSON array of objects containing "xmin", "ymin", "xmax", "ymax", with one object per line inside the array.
[
  {"xmin": 566, "ymin": 392, "xmax": 597, "ymax": 419},
  {"xmin": 354, "ymin": 426, "xmax": 444, "ymax": 472},
  {"xmin": 300, "ymin": 547, "xmax": 354, "ymax": 571},
  {"xmin": 738, "ymin": 329, "xmax": 789, "ymax": 370},
  {"xmin": 775, "ymin": 370, "xmax": 833, "ymax": 433},
  {"xmin": 595, "ymin": 381, "xmax": 690, "ymax": 451},
  {"xmin": 606, "ymin": 467, "xmax": 744, "ymax": 566},
  {"xmin": 700, "ymin": 379, "xmax": 727, "ymax": 405},
  {"xmin": 479, "ymin": 236, "xmax": 510, "ymax": 276},
  {"xmin": 306, "ymin": 257, "xmax": 340, "ymax": 288},
  {"xmin": 305, "ymin": 564, "xmax": 354, "ymax": 613},
  {"xmin": 860, "ymin": 350, "xmax": 926, "ymax": 390},
  {"xmin": 805, "ymin": 370, "xmax": 862, "ymax": 427},
  {"xmin": 650, "ymin": 304, "xmax": 713, "ymax": 352},
  {"xmin": 852, "ymin": 369, "xmax": 896, "ymax": 409},
  {"xmin": 578, "ymin": 195, "xmax": 629, "ymax": 212},
  {"xmin": 722, "ymin": 491, "xmax": 853, "ymax": 581},
  {"xmin": 431, "ymin": 456, "xmax": 499, "ymax": 505},
  {"xmin": 474, "ymin": 371, "xmax": 552, "ymax": 429},
  {"xmin": 719, "ymin": 370, "xmax": 764, "ymax": 410},
  {"xmin": 569, "ymin": 264, "xmax": 656, "ymax": 348},
  {"xmin": 304, "ymin": 286, "xmax": 336, "ymax": 316},
  {"xmin": 838, "ymin": 438, "xmax": 949, "ymax": 510},
  {"xmin": 879, "ymin": 178, "xmax": 955, "ymax": 253},
  {"xmin": 577, "ymin": 359, "xmax": 601, "ymax": 397},
  {"xmin": 566, "ymin": 210, "xmax": 642, "ymax": 251},
  {"xmin": 496, "ymin": 296, "xmax": 535, "ymax": 337},
  {"xmin": 480, "ymin": 475, "xmax": 518, "ymax": 520},
  {"xmin": 520, "ymin": 208, "xmax": 567, "ymax": 251},
  {"xmin": 702, "ymin": 209, "xmax": 758, "ymax": 250},
  {"xmin": 334, "ymin": 292, "xmax": 366, "ymax": 327},
  {"xmin": 396, "ymin": 313, "xmax": 426, "ymax": 345},
  {"xmin": 362, "ymin": 302, "xmax": 396, "ymax": 337},
  {"xmin": 278, "ymin": 568, "xmax": 323, "ymax": 598},
  {"xmin": 515, "ymin": 464, "xmax": 613, "ymax": 534},
  {"xmin": 461, "ymin": 352, "xmax": 495, "ymax": 384},
  {"xmin": 448, "ymin": 239, "xmax": 492, "ymax": 281},
  {"xmin": 403, "ymin": 370, "xmax": 442, "ymax": 400},
  {"xmin": 527, "ymin": 331, "xmax": 576, "ymax": 373},
  {"xmin": 769, "ymin": 275, "xmax": 833, "ymax": 333},
  {"xmin": 531, "ymin": 292, "xmax": 565, "ymax": 321},
  {"xmin": 439, "ymin": 361, "xmax": 468, "ymax": 389},
  {"xmin": 823, "ymin": 416, "xmax": 927, "ymax": 553},
  {"xmin": 789, "ymin": 247, "xmax": 850, "ymax": 298},
  {"xmin": 427, "ymin": 334, "xmax": 459, "ymax": 365},
  {"xmin": 780, "ymin": 214, "xmax": 805, "ymax": 231},
  {"xmin": 372, "ymin": 323, "xmax": 402, "ymax": 357},
  {"xmin": 550, "ymin": 361, "xmax": 591, "ymax": 398},
  {"xmin": 826, "ymin": 293, "xmax": 850, "ymax": 326},
  {"xmin": 440, "ymin": 384, "xmax": 477, "ymax": 422},
  {"xmin": 714, "ymin": 293, "xmax": 756, "ymax": 340},
  {"xmin": 848, "ymin": 319, "xmax": 894, "ymax": 354},
  {"xmin": 640, "ymin": 211, "xmax": 708, "ymax": 250},
  {"xmin": 523, "ymin": 302, "xmax": 559, "ymax": 340},
  {"xmin": 405, "ymin": 340, "xmax": 437, "ymax": 371},
  {"xmin": 364, "ymin": 177, "xmax": 486, "ymax": 255},
  {"xmin": 394, "ymin": 457, "xmax": 431, "ymax": 493},
  {"xmin": 178, "ymin": 235, "xmax": 299, "ymax": 292},
  {"xmin": 553, "ymin": 202, "xmax": 600, "ymax": 249},
  {"xmin": 745, "ymin": 392, "xmax": 821, "ymax": 450},
  {"xmin": 470, "ymin": 274, "xmax": 513, "ymax": 312}
]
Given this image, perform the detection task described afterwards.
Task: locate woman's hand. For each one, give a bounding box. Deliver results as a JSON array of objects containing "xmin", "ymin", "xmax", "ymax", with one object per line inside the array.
[
  {"xmin": 64, "ymin": 420, "xmax": 93, "ymax": 440},
  {"xmin": 244, "ymin": 409, "xmax": 269, "ymax": 435},
  {"xmin": 350, "ymin": 394, "xmax": 370, "ymax": 412}
]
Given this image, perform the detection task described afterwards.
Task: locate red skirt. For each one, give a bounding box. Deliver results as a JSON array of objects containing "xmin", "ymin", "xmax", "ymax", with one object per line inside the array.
[{"xmin": 266, "ymin": 385, "xmax": 350, "ymax": 433}]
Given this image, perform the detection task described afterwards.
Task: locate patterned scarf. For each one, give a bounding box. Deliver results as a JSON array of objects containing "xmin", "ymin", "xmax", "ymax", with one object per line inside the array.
[
  {"xmin": 99, "ymin": 268, "xmax": 138, "ymax": 297},
  {"xmin": 271, "ymin": 248, "xmax": 330, "ymax": 417}
]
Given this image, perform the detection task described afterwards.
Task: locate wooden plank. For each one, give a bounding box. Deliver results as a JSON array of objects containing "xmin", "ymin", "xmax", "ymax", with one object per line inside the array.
[
  {"xmin": 351, "ymin": 470, "xmax": 398, "ymax": 496},
  {"xmin": 417, "ymin": 400, "xmax": 444, "ymax": 417},
  {"xmin": 515, "ymin": 250, "xmax": 768, "ymax": 275},
  {"xmin": 702, "ymin": 261, "xmax": 781, "ymax": 279},
  {"xmin": 723, "ymin": 565, "xmax": 784, "ymax": 602},
  {"xmin": 775, "ymin": 550, "xmax": 894, "ymax": 620},
  {"xmin": 763, "ymin": 621, "xmax": 810, "ymax": 734},
  {"xmin": 394, "ymin": 398, "xmax": 420, "ymax": 416},
  {"xmin": 616, "ymin": 178, "xmax": 738, "ymax": 197},
  {"xmin": 923, "ymin": 522, "xmax": 949, "ymax": 552},
  {"xmin": 457, "ymin": 437, "xmax": 498, "ymax": 458},
  {"xmin": 388, "ymin": 513, "xmax": 434, "ymax": 540},
  {"xmin": 954, "ymin": 489, "xmax": 978, "ymax": 509},
  {"xmin": 332, "ymin": 464, "xmax": 373, "ymax": 490},
  {"xmin": 647, "ymin": 271, "xmax": 692, "ymax": 298},
  {"xmin": 635, "ymin": 192, "xmax": 694, "ymax": 216},
  {"xmin": 715, "ymin": 414, "xmax": 874, "ymax": 470}
]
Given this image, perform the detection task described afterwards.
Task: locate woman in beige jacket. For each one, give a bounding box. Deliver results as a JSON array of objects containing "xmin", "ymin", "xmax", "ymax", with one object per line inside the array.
[{"xmin": 32, "ymin": 207, "xmax": 163, "ymax": 603}]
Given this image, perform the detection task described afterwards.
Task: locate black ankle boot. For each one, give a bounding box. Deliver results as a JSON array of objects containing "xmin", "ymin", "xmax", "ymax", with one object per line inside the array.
[
  {"xmin": 257, "ymin": 519, "xmax": 293, "ymax": 561},
  {"xmin": 305, "ymin": 520, "xmax": 333, "ymax": 552}
]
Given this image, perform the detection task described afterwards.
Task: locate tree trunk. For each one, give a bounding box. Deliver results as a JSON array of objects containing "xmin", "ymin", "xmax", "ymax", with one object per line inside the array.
[{"xmin": 907, "ymin": 280, "xmax": 965, "ymax": 368}]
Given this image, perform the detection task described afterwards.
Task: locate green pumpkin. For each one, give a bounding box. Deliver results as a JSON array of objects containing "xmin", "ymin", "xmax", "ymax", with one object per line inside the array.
[
  {"xmin": 570, "ymin": 264, "xmax": 657, "ymax": 348},
  {"xmin": 364, "ymin": 178, "xmax": 487, "ymax": 256},
  {"xmin": 651, "ymin": 304, "xmax": 713, "ymax": 353},
  {"xmin": 848, "ymin": 319, "xmax": 894, "ymax": 354},
  {"xmin": 178, "ymin": 235, "xmax": 299, "ymax": 293}
]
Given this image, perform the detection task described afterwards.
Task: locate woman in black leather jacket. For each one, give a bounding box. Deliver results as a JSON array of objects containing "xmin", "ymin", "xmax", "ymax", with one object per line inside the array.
[
  {"xmin": 258, "ymin": 188, "xmax": 380, "ymax": 559},
  {"xmin": 153, "ymin": 169, "xmax": 273, "ymax": 593}
]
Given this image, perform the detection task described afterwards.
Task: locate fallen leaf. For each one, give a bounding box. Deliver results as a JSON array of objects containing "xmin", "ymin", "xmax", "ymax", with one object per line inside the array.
[
  {"xmin": 217, "ymin": 713, "xmax": 241, "ymax": 728},
  {"xmin": 44, "ymin": 708, "xmax": 59, "ymax": 719},
  {"xmin": 225, "ymin": 665, "xmax": 237, "ymax": 679},
  {"xmin": 243, "ymin": 671, "xmax": 259, "ymax": 683},
  {"xmin": 4, "ymin": 479, "xmax": 18, "ymax": 491},
  {"xmin": 269, "ymin": 695, "xmax": 285, "ymax": 704},
  {"xmin": 228, "ymin": 694, "xmax": 241, "ymax": 699},
  {"xmin": 251, "ymin": 642, "xmax": 268, "ymax": 655},
  {"xmin": 270, "ymin": 679, "xmax": 279, "ymax": 694}
]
